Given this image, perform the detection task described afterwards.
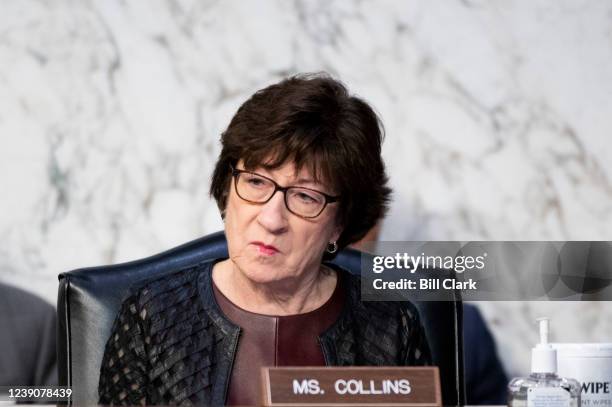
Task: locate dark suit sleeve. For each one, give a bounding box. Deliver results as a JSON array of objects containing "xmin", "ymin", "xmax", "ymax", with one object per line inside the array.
[
  {"xmin": 0, "ymin": 283, "xmax": 57, "ymax": 387},
  {"xmin": 463, "ymin": 304, "xmax": 508, "ymax": 405},
  {"xmin": 98, "ymin": 293, "xmax": 149, "ymax": 406}
]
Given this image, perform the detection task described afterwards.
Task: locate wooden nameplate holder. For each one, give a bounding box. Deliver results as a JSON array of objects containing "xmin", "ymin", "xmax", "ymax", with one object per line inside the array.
[{"xmin": 261, "ymin": 366, "xmax": 441, "ymax": 406}]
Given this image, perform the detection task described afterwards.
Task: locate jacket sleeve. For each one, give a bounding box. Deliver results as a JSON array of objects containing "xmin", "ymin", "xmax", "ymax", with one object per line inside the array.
[
  {"xmin": 399, "ymin": 303, "xmax": 432, "ymax": 366},
  {"xmin": 98, "ymin": 292, "xmax": 150, "ymax": 406}
]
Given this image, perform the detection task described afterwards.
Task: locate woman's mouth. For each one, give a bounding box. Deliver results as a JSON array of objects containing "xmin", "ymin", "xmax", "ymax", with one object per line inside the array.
[{"xmin": 252, "ymin": 242, "xmax": 280, "ymax": 256}]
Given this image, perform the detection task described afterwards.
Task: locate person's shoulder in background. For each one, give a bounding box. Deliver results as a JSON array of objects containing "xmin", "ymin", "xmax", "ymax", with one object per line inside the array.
[
  {"xmin": 0, "ymin": 282, "xmax": 57, "ymax": 386},
  {"xmin": 463, "ymin": 303, "xmax": 508, "ymax": 405}
]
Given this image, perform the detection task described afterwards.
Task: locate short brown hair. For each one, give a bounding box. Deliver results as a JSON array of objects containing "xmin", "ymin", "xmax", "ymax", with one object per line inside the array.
[{"xmin": 210, "ymin": 73, "xmax": 391, "ymax": 251}]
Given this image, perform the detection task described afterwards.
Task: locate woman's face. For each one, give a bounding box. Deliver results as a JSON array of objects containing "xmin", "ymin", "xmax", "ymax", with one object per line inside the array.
[{"xmin": 223, "ymin": 160, "xmax": 342, "ymax": 285}]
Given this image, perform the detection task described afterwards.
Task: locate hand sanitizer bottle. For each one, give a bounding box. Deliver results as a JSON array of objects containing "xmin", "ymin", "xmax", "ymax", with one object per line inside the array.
[{"xmin": 508, "ymin": 318, "xmax": 581, "ymax": 407}]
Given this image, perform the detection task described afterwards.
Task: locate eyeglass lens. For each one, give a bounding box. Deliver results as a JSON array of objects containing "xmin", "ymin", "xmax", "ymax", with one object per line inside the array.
[{"xmin": 236, "ymin": 172, "xmax": 326, "ymax": 217}]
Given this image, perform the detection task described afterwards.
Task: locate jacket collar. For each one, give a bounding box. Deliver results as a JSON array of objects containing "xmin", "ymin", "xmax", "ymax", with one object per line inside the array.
[
  {"xmin": 196, "ymin": 260, "xmax": 240, "ymax": 336},
  {"xmin": 195, "ymin": 258, "xmax": 359, "ymax": 339}
]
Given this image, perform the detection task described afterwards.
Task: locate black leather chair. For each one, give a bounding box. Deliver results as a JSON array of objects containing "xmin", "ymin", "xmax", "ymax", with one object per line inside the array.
[{"xmin": 58, "ymin": 231, "xmax": 465, "ymax": 405}]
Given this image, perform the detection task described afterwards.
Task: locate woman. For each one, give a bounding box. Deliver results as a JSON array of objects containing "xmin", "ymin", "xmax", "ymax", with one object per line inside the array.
[{"xmin": 98, "ymin": 74, "xmax": 431, "ymax": 406}]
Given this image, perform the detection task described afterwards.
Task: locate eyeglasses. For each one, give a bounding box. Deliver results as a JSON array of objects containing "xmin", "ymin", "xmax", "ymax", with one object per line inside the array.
[{"xmin": 230, "ymin": 166, "xmax": 340, "ymax": 219}]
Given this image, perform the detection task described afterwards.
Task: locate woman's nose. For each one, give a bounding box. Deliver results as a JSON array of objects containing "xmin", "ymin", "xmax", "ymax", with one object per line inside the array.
[{"xmin": 256, "ymin": 190, "xmax": 289, "ymax": 234}]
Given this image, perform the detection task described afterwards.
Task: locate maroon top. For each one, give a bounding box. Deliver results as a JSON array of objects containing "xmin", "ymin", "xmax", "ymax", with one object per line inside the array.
[{"xmin": 213, "ymin": 272, "xmax": 346, "ymax": 406}]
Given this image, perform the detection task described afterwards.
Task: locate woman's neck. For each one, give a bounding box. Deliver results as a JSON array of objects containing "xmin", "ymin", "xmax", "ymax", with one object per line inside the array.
[{"xmin": 212, "ymin": 259, "xmax": 337, "ymax": 316}]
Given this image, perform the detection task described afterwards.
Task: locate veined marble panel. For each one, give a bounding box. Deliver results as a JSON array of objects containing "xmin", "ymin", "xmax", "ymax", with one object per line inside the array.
[{"xmin": 1, "ymin": 0, "xmax": 611, "ymax": 376}]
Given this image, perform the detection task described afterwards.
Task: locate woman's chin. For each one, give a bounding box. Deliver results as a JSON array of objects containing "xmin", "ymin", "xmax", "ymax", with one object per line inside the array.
[
  {"xmin": 233, "ymin": 257, "xmax": 292, "ymax": 285},
  {"xmin": 242, "ymin": 268, "xmax": 286, "ymax": 285}
]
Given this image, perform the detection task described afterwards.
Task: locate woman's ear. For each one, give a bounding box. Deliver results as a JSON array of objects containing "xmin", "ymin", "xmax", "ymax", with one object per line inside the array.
[{"xmin": 330, "ymin": 223, "xmax": 343, "ymax": 244}]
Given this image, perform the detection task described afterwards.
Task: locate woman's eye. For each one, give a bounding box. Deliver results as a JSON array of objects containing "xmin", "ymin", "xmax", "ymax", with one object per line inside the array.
[
  {"xmin": 246, "ymin": 177, "xmax": 266, "ymax": 187},
  {"xmin": 296, "ymin": 192, "xmax": 318, "ymax": 204}
]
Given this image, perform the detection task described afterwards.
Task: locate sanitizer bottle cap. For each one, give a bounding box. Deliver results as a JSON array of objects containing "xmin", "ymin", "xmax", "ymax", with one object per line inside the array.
[{"xmin": 531, "ymin": 317, "xmax": 557, "ymax": 373}]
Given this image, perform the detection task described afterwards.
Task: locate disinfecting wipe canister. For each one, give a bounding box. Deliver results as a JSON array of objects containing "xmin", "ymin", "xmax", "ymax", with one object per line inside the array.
[{"xmin": 553, "ymin": 343, "xmax": 612, "ymax": 407}]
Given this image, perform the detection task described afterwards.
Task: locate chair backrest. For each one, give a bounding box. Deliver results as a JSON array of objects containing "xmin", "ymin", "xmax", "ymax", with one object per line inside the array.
[{"xmin": 58, "ymin": 231, "xmax": 465, "ymax": 405}]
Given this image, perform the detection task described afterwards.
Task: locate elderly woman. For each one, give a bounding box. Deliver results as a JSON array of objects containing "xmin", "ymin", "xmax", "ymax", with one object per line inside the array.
[{"xmin": 98, "ymin": 74, "xmax": 431, "ymax": 406}]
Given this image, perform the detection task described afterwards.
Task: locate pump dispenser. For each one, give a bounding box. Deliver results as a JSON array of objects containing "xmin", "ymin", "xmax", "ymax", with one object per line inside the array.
[
  {"xmin": 532, "ymin": 318, "xmax": 557, "ymax": 373},
  {"xmin": 508, "ymin": 318, "xmax": 581, "ymax": 407}
]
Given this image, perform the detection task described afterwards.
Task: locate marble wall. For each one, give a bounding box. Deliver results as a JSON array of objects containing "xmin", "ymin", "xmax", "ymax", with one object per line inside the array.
[{"xmin": 1, "ymin": 0, "xmax": 611, "ymax": 376}]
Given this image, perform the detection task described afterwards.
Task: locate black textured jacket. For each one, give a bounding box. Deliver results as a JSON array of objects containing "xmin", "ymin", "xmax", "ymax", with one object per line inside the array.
[{"xmin": 98, "ymin": 260, "xmax": 431, "ymax": 406}]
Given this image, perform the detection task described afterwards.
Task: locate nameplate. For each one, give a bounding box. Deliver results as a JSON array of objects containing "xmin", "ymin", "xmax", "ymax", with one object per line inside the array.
[{"xmin": 261, "ymin": 366, "xmax": 441, "ymax": 406}]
